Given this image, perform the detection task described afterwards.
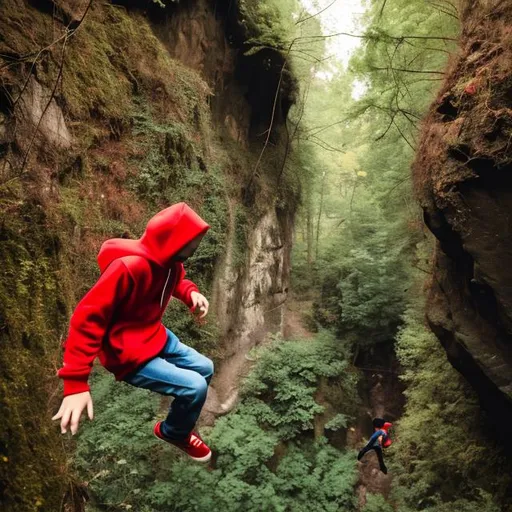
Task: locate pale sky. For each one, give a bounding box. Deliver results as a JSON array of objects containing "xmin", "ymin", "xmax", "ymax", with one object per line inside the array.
[
  {"xmin": 299, "ymin": 0, "xmax": 366, "ymax": 67},
  {"xmin": 299, "ymin": 0, "xmax": 367, "ymax": 97}
]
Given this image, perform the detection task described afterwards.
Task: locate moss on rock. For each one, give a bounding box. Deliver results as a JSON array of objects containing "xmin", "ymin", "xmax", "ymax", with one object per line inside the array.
[{"xmin": 0, "ymin": 0, "xmax": 298, "ymax": 508}]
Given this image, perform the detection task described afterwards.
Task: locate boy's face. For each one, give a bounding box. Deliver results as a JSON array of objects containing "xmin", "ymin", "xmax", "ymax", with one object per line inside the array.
[{"xmin": 172, "ymin": 234, "xmax": 204, "ymax": 262}]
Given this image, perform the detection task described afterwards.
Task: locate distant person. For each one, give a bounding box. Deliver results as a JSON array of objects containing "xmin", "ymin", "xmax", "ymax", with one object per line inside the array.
[
  {"xmin": 357, "ymin": 417, "xmax": 393, "ymax": 474},
  {"xmin": 53, "ymin": 203, "xmax": 213, "ymax": 462}
]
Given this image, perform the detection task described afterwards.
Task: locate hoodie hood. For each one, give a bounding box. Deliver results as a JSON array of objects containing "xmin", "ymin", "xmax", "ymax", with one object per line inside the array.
[{"xmin": 98, "ymin": 203, "xmax": 210, "ymax": 272}]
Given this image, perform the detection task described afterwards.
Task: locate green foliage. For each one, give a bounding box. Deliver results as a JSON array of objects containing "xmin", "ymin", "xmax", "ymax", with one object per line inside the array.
[
  {"xmin": 325, "ymin": 413, "xmax": 349, "ymax": 431},
  {"xmin": 313, "ymin": 190, "xmax": 412, "ymax": 338},
  {"xmin": 130, "ymin": 102, "xmax": 219, "ymax": 211},
  {"xmin": 408, "ymin": 491, "xmax": 502, "ymax": 512},
  {"xmin": 74, "ymin": 371, "xmax": 171, "ymax": 509},
  {"xmin": 273, "ymin": 441, "xmax": 357, "ymax": 511},
  {"xmin": 239, "ymin": 332, "xmax": 358, "ymax": 439},
  {"xmin": 142, "ymin": 439, "xmax": 357, "ymax": 512},
  {"xmin": 390, "ymin": 292, "xmax": 511, "ymax": 511},
  {"xmin": 77, "ymin": 333, "xmax": 360, "ymax": 511},
  {"xmin": 290, "ymin": 1, "xmax": 510, "ymax": 511},
  {"xmin": 363, "ymin": 493, "xmax": 394, "ymax": 512},
  {"xmin": 290, "ymin": 0, "xmax": 459, "ymax": 343},
  {"xmin": 349, "ymin": 0, "xmax": 459, "ymax": 147},
  {"xmin": 9, "ymin": 0, "xmax": 511, "ymax": 510},
  {"xmin": 239, "ymin": 0, "xmax": 296, "ymax": 54}
]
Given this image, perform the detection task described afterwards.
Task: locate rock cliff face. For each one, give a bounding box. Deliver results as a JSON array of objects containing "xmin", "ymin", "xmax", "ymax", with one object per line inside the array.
[
  {"xmin": 207, "ymin": 209, "xmax": 292, "ymax": 418},
  {"xmin": 142, "ymin": 0, "xmax": 296, "ymax": 418},
  {"xmin": 413, "ymin": 0, "xmax": 512, "ymax": 438},
  {"xmin": 0, "ymin": 0, "xmax": 297, "ymax": 508}
]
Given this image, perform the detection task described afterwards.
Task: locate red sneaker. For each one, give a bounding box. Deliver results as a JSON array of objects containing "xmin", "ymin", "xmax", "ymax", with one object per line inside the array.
[{"xmin": 153, "ymin": 421, "xmax": 212, "ymax": 462}]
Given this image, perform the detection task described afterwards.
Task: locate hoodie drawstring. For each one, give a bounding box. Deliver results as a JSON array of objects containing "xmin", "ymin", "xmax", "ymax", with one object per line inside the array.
[{"xmin": 160, "ymin": 268, "xmax": 172, "ymax": 310}]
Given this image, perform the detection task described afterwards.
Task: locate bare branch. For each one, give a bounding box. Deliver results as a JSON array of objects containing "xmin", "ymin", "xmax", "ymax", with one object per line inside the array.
[
  {"xmin": 382, "ymin": 176, "xmax": 411, "ymax": 197},
  {"xmin": 5, "ymin": 0, "xmax": 92, "ymax": 110},
  {"xmin": 392, "ymin": 118, "xmax": 415, "ymax": 151},
  {"xmin": 297, "ymin": 136, "xmax": 344, "ymax": 153},
  {"xmin": 290, "ymin": 48, "xmax": 334, "ymax": 63},
  {"xmin": 427, "ymin": 0, "xmax": 459, "ymax": 18},
  {"xmin": 369, "ymin": 65, "xmax": 445, "ymax": 75},
  {"xmin": 431, "ymin": 0, "xmax": 459, "ymax": 11},
  {"xmin": 244, "ymin": 41, "xmax": 293, "ymax": 200},
  {"xmin": 375, "ymin": 112, "xmax": 397, "ymax": 141},
  {"xmin": 308, "ymin": 134, "xmax": 344, "ymax": 153},
  {"xmin": 306, "ymin": 117, "xmax": 350, "ymax": 137},
  {"xmin": 2, "ymin": 0, "xmax": 93, "ymax": 184},
  {"xmin": 379, "ymin": 0, "xmax": 389, "ymax": 19},
  {"xmin": 412, "ymin": 263, "xmax": 433, "ymax": 274},
  {"xmin": 278, "ymin": 64, "xmax": 315, "ymax": 183},
  {"xmin": 296, "ymin": 0, "xmax": 339, "ymax": 25},
  {"xmin": 18, "ymin": 34, "xmax": 70, "ymax": 176},
  {"xmin": 291, "ymin": 32, "xmax": 457, "ymax": 43}
]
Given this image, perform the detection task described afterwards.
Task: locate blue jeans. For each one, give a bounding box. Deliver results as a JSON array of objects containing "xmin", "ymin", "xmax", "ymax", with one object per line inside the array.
[{"xmin": 124, "ymin": 329, "xmax": 214, "ymax": 440}]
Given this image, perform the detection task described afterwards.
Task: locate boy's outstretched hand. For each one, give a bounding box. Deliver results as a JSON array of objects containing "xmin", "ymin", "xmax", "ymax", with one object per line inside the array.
[
  {"xmin": 52, "ymin": 391, "xmax": 93, "ymax": 435},
  {"xmin": 190, "ymin": 291, "xmax": 209, "ymax": 319}
]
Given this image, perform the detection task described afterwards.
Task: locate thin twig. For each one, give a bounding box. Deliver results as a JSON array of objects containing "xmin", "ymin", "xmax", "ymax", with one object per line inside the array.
[
  {"xmin": 291, "ymin": 32, "xmax": 457, "ymax": 43},
  {"xmin": 18, "ymin": 34, "xmax": 70, "ymax": 176},
  {"xmin": 392, "ymin": 118, "xmax": 415, "ymax": 151},
  {"xmin": 296, "ymin": 0, "xmax": 339, "ymax": 25},
  {"xmin": 278, "ymin": 64, "xmax": 314, "ymax": 183},
  {"xmin": 298, "ymin": 136, "xmax": 344, "ymax": 153},
  {"xmin": 379, "ymin": 0, "xmax": 389, "ymax": 19},
  {"xmin": 375, "ymin": 112, "xmax": 397, "ymax": 141},
  {"xmin": 306, "ymin": 117, "xmax": 349, "ymax": 137},
  {"xmin": 3, "ymin": 0, "xmax": 93, "ymax": 184},
  {"xmin": 308, "ymin": 134, "xmax": 344, "ymax": 152},
  {"xmin": 382, "ymin": 176, "xmax": 410, "ymax": 197},
  {"xmin": 427, "ymin": 1, "xmax": 459, "ymax": 19},
  {"xmin": 356, "ymin": 365, "xmax": 398, "ymax": 375},
  {"xmin": 369, "ymin": 65, "xmax": 445, "ymax": 75},
  {"xmin": 244, "ymin": 46, "xmax": 291, "ymax": 201}
]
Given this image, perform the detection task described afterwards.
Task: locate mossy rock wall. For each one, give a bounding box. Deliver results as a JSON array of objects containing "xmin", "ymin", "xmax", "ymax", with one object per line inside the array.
[{"xmin": 0, "ymin": 0, "xmax": 298, "ymax": 509}]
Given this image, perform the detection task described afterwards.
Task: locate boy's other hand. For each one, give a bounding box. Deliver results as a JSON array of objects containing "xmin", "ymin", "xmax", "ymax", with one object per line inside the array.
[
  {"xmin": 52, "ymin": 391, "xmax": 93, "ymax": 435},
  {"xmin": 190, "ymin": 291, "xmax": 209, "ymax": 318}
]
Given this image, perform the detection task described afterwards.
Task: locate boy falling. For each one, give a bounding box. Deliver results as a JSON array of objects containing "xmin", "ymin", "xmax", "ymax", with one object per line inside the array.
[{"xmin": 52, "ymin": 203, "xmax": 213, "ymax": 462}]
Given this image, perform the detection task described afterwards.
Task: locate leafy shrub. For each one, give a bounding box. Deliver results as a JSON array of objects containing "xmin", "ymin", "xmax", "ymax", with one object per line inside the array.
[
  {"xmin": 76, "ymin": 333, "xmax": 360, "ymax": 511},
  {"xmin": 390, "ymin": 297, "xmax": 510, "ymax": 511},
  {"xmin": 363, "ymin": 493, "xmax": 394, "ymax": 512}
]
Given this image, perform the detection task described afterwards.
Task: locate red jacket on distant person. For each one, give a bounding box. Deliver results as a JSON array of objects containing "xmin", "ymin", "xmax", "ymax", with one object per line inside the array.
[{"xmin": 58, "ymin": 203, "xmax": 210, "ymax": 397}]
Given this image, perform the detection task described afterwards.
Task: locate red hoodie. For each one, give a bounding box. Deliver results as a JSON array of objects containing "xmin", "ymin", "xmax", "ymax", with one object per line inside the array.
[
  {"xmin": 382, "ymin": 422, "xmax": 393, "ymax": 448},
  {"xmin": 58, "ymin": 203, "xmax": 210, "ymax": 396}
]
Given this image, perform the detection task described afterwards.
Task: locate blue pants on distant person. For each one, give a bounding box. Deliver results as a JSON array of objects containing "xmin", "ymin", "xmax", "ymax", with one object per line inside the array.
[{"xmin": 124, "ymin": 329, "xmax": 214, "ymax": 440}]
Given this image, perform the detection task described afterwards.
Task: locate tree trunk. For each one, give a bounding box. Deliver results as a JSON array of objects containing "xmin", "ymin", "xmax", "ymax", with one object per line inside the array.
[
  {"xmin": 306, "ymin": 185, "xmax": 314, "ymax": 266},
  {"xmin": 315, "ymin": 171, "xmax": 326, "ymax": 261}
]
